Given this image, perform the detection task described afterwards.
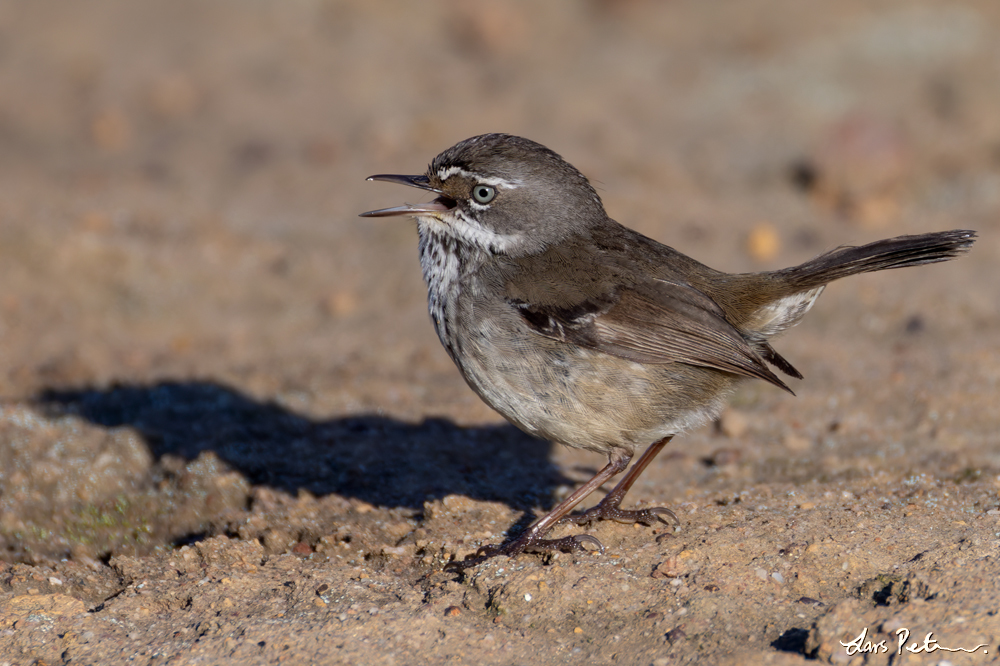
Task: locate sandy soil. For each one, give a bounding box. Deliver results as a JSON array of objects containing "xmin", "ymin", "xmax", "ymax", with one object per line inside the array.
[{"xmin": 1, "ymin": 1, "xmax": 999, "ymax": 664}]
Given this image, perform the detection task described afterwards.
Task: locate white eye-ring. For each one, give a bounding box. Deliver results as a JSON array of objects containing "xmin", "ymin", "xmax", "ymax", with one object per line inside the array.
[{"xmin": 472, "ymin": 184, "xmax": 496, "ymax": 204}]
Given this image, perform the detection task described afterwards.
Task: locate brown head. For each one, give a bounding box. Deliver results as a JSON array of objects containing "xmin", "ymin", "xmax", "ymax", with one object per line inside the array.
[{"xmin": 361, "ymin": 133, "xmax": 609, "ymax": 257}]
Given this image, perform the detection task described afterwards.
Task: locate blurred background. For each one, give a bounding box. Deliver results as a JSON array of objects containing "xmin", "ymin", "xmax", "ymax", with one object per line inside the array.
[{"xmin": 0, "ymin": 0, "xmax": 997, "ymax": 562}]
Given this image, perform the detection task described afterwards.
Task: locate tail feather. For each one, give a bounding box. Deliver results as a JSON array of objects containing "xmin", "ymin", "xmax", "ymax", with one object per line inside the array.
[
  {"xmin": 780, "ymin": 229, "xmax": 976, "ymax": 290},
  {"xmin": 749, "ymin": 229, "xmax": 975, "ymax": 378}
]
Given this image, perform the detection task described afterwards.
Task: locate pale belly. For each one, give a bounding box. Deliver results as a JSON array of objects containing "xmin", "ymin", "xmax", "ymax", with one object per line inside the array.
[
  {"xmin": 418, "ymin": 228, "xmax": 740, "ymax": 455},
  {"xmin": 445, "ymin": 307, "xmax": 740, "ymax": 455}
]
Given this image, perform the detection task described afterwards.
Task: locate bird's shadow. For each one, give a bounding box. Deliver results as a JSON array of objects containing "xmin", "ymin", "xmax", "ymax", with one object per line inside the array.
[{"xmin": 38, "ymin": 380, "xmax": 566, "ymax": 515}]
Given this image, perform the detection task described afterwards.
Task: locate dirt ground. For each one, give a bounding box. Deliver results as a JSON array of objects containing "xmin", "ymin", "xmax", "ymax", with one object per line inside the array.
[{"xmin": 0, "ymin": 1, "xmax": 999, "ymax": 664}]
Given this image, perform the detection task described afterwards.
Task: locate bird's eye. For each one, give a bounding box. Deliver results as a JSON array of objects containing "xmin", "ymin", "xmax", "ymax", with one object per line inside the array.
[{"xmin": 472, "ymin": 184, "xmax": 496, "ymax": 204}]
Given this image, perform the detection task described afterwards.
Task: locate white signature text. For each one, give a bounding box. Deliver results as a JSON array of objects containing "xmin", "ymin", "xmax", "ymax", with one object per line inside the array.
[{"xmin": 841, "ymin": 627, "xmax": 989, "ymax": 656}]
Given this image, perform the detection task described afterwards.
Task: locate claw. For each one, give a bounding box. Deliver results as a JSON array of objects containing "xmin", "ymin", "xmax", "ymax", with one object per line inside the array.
[
  {"xmin": 574, "ymin": 533, "xmax": 604, "ymax": 554},
  {"xmin": 445, "ymin": 438, "xmax": 681, "ymax": 568},
  {"xmin": 561, "ymin": 500, "xmax": 679, "ymax": 529},
  {"xmin": 446, "ymin": 555, "xmax": 487, "ymax": 570},
  {"xmin": 648, "ymin": 506, "xmax": 679, "ymax": 525},
  {"xmin": 473, "ymin": 543, "xmax": 506, "ymax": 559},
  {"xmin": 446, "ymin": 529, "xmax": 606, "ymax": 568},
  {"xmin": 520, "ymin": 533, "xmax": 600, "ymax": 555}
]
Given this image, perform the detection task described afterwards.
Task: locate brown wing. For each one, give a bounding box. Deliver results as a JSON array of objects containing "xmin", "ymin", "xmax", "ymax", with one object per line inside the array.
[{"xmin": 510, "ymin": 277, "xmax": 793, "ymax": 394}]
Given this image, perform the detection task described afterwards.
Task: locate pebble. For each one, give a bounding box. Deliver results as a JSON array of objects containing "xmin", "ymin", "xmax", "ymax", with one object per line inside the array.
[{"xmin": 746, "ymin": 223, "xmax": 781, "ymax": 262}]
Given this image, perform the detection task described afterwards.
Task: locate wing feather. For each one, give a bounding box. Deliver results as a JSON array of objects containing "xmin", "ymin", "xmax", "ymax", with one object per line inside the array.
[{"xmin": 510, "ymin": 279, "xmax": 793, "ymax": 393}]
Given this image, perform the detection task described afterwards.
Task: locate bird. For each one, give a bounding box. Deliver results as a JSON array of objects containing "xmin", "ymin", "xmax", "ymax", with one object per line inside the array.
[{"xmin": 360, "ymin": 133, "xmax": 975, "ymax": 565}]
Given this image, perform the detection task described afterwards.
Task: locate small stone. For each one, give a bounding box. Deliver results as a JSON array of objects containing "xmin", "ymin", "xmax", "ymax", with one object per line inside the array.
[
  {"xmin": 323, "ymin": 291, "xmax": 358, "ymax": 317},
  {"xmin": 746, "ymin": 223, "xmax": 781, "ymax": 262},
  {"xmin": 353, "ymin": 501, "xmax": 374, "ymax": 514},
  {"xmin": 665, "ymin": 626, "xmax": 687, "ymax": 643},
  {"xmin": 797, "ymin": 597, "xmax": 824, "ymax": 607},
  {"xmin": 91, "ymin": 107, "xmax": 132, "ymax": 151},
  {"xmin": 717, "ymin": 409, "xmax": 749, "ymax": 439},
  {"xmin": 652, "ymin": 557, "xmax": 682, "ymax": 579},
  {"xmin": 783, "ymin": 433, "xmax": 811, "ymax": 452},
  {"xmin": 707, "ymin": 448, "xmax": 741, "ymax": 466},
  {"xmin": 147, "ymin": 72, "xmax": 200, "ymax": 119}
]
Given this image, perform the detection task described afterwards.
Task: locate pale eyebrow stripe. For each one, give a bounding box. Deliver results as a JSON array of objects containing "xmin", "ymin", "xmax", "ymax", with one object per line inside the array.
[{"xmin": 436, "ymin": 166, "xmax": 521, "ymax": 189}]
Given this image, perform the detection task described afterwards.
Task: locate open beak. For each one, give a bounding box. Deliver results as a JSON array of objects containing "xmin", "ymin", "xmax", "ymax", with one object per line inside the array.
[{"xmin": 359, "ymin": 174, "xmax": 455, "ymax": 218}]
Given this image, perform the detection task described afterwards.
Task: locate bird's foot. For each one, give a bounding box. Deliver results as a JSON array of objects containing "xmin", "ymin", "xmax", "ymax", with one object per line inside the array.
[
  {"xmin": 562, "ymin": 495, "xmax": 678, "ymax": 527},
  {"xmin": 447, "ymin": 530, "xmax": 603, "ymax": 569}
]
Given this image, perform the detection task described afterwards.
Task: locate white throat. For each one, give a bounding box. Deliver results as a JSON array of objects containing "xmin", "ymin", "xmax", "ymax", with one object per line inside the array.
[{"xmin": 415, "ymin": 211, "xmax": 522, "ymax": 256}]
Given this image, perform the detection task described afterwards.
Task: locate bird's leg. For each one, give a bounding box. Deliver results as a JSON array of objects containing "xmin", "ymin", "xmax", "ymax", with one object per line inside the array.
[
  {"xmin": 449, "ymin": 450, "xmax": 632, "ymax": 568},
  {"xmin": 562, "ymin": 436, "xmax": 677, "ymax": 527}
]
